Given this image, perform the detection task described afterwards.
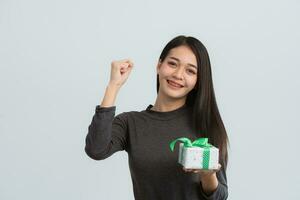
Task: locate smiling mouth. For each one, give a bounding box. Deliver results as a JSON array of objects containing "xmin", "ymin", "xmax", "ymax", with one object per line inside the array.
[{"xmin": 167, "ymin": 80, "xmax": 184, "ymax": 88}]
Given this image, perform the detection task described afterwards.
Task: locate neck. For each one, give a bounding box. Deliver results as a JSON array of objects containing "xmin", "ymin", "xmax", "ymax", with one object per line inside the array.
[{"xmin": 152, "ymin": 91, "xmax": 186, "ymax": 112}]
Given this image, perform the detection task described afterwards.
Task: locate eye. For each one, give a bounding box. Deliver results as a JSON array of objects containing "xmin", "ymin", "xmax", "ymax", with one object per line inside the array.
[
  {"xmin": 168, "ymin": 61, "xmax": 176, "ymax": 66},
  {"xmin": 187, "ymin": 69, "xmax": 196, "ymax": 75}
]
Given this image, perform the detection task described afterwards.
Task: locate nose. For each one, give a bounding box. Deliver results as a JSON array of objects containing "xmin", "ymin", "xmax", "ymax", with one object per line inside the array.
[{"xmin": 172, "ymin": 66, "xmax": 184, "ymax": 80}]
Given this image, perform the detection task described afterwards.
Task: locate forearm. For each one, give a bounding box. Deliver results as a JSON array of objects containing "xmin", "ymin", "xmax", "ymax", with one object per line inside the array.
[
  {"xmin": 85, "ymin": 82, "xmax": 121, "ymax": 160},
  {"xmin": 198, "ymin": 169, "xmax": 228, "ymax": 200},
  {"xmin": 200, "ymin": 173, "xmax": 219, "ymax": 195},
  {"xmin": 100, "ymin": 82, "xmax": 121, "ymax": 107}
]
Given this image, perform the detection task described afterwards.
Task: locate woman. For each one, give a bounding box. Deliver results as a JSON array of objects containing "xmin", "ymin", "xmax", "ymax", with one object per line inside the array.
[{"xmin": 85, "ymin": 35, "xmax": 229, "ymax": 200}]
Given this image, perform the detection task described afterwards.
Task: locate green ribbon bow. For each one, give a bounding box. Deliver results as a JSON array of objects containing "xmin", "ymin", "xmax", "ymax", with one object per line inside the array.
[{"xmin": 169, "ymin": 137, "xmax": 212, "ymax": 169}]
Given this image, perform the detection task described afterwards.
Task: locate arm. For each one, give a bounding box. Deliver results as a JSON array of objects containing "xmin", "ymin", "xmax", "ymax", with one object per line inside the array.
[
  {"xmin": 100, "ymin": 83, "xmax": 120, "ymax": 108},
  {"xmin": 84, "ymin": 83, "xmax": 128, "ymax": 160},
  {"xmin": 198, "ymin": 161, "xmax": 228, "ymax": 200},
  {"xmin": 85, "ymin": 59, "xmax": 134, "ymax": 160}
]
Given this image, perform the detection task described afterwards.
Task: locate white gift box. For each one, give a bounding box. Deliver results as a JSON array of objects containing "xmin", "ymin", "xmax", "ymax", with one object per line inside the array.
[{"xmin": 178, "ymin": 143, "xmax": 219, "ymax": 169}]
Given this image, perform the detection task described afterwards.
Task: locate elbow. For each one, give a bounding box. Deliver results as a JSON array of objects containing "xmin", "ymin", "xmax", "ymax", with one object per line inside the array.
[
  {"xmin": 84, "ymin": 146, "xmax": 108, "ymax": 161},
  {"xmin": 219, "ymin": 182, "xmax": 229, "ymax": 200}
]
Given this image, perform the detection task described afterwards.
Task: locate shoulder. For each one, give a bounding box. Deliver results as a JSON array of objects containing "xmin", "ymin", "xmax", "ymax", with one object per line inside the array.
[
  {"xmin": 114, "ymin": 109, "xmax": 150, "ymax": 126},
  {"xmin": 115, "ymin": 110, "xmax": 143, "ymax": 120}
]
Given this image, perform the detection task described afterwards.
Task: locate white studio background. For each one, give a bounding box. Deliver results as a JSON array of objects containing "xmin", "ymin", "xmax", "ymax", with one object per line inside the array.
[{"xmin": 0, "ymin": 0, "xmax": 299, "ymax": 199}]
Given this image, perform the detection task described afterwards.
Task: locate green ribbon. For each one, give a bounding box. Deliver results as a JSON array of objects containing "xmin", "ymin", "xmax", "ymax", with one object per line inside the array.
[{"xmin": 169, "ymin": 137, "xmax": 212, "ymax": 169}]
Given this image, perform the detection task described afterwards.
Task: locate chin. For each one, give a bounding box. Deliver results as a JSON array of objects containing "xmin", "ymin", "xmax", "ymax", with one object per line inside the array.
[{"xmin": 164, "ymin": 88, "xmax": 188, "ymax": 99}]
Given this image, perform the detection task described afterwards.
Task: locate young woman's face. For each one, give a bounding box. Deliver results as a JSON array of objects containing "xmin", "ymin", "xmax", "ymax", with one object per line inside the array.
[{"xmin": 157, "ymin": 45, "xmax": 198, "ymax": 100}]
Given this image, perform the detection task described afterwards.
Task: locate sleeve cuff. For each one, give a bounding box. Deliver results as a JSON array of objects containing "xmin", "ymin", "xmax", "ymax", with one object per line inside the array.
[{"xmin": 95, "ymin": 105, "xmax": 116, "ymax": 113}]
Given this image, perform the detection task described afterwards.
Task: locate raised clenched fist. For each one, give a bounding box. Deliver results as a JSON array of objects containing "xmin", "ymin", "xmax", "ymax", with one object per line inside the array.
[{"xmin": 109, "ymin": 58, "xmax": 134, "ymax": 87}]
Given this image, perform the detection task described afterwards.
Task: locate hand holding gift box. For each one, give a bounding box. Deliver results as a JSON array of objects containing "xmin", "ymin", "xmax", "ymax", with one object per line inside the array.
[{"xmin": 169, "ymin": 137, "xmax": 219, "ymax": 170}]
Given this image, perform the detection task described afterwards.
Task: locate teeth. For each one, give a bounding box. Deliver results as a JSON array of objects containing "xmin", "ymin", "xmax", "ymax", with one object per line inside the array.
[{"xmin": 168, "ymin": 80, "xmax": 182, "ymax": 87}]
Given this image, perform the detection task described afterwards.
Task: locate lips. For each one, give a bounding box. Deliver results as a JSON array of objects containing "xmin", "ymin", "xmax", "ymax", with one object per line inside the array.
[{"xmin": 167, "ymin": 80, "xmax": 184, "ymax": 88}]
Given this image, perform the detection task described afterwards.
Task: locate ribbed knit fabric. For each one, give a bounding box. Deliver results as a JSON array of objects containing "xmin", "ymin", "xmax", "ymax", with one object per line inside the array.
[{"xmin": 85, "ymin": 104, "xmax": 228, "ymax": 200}]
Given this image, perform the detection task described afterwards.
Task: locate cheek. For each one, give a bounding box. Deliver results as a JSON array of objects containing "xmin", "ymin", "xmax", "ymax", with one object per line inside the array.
[
  {"xmin": 186, "ymin": 77, "xmax": 198, "ymax": 88},
  {"xmin": 159, "ymin": 65, "xmax": 173, "ymax": 77}
]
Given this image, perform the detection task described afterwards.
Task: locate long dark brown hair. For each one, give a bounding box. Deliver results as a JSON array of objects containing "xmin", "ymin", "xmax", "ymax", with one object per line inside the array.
[{"xmin": 156, "ymin": 35, "xmax": 229, "ymax": 170}]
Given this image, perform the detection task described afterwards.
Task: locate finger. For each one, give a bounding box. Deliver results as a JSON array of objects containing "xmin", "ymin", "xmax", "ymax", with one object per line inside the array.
[
  {"xmin": 199, "ymin": 169, "xmax": 216, "ymax": 174},
  {"xmin": 124, "ymin": 58, "xmax": 134, "ymax": 67},
  {"xmin": 122, "ymin": 62, "xmax": 134, "ymax": 72},
  {"xmin": 183, "ymin": 167, "xmax": 193, "ymax": 172},
  {"xmin": 127, "ymin": 60, "xmax": 134, "ymax": 68},
  {"xmin": 215, "ymin": 164, "xmax": 222, "ymax": 171}
]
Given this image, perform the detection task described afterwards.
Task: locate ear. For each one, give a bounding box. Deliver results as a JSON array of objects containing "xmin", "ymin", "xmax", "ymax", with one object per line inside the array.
[{"xmin": 156, "ymin": 59, "xmax": 162, "ymax": 74}]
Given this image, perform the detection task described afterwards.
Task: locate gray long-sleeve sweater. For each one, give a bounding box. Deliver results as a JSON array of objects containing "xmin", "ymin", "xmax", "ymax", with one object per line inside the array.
[{"xmin": 85, "ymin": 103, "xmax": 228, "ymax": 200}]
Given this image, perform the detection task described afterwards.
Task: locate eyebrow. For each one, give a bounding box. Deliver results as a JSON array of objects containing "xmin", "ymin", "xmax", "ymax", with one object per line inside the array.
[{"xmin": 169, "ymin": 56, "xmax": 197, "ymax": 70}]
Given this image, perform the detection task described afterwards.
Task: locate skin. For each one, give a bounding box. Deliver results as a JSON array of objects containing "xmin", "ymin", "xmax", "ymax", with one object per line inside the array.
[
  {"xmin": 152, "ymin": 45, "xmax": 221, "ymax": 195},
  {"xmin": 152, "ymin": 45, "xmax": 198, "ymax": 112},
  {"xmin": 102, "ymin": 46, "xmax": 221, "ymax": 195}
]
